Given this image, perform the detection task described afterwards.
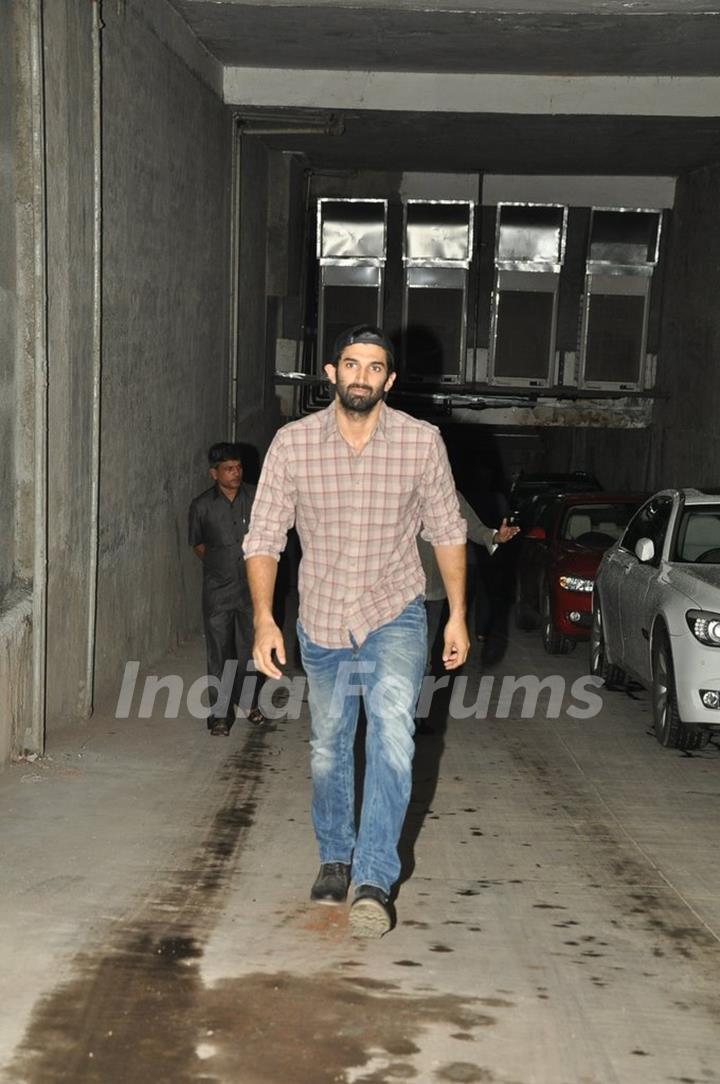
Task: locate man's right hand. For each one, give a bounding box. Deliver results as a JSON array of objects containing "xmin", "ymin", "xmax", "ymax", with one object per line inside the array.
[{"xmin": 252, "ymin": 618, "xmax": 286, "ymax": 679}]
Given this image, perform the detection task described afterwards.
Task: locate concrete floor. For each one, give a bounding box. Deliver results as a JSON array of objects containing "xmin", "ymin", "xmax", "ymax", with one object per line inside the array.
[{"xmin": 1, "ymin": 613, "xmax": 720, "ymax": 1084}]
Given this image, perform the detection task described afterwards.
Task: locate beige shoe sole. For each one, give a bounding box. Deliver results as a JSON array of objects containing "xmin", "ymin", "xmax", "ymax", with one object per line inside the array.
[{"xmin": 349, "ymin": 897, "xmax": 392, "ymax": 938}]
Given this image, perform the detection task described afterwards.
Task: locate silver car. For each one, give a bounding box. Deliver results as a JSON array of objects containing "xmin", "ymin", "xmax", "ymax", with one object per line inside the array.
[{"xmin": 591, "ymin": 488, "xmax": 720, "ymax": 750}]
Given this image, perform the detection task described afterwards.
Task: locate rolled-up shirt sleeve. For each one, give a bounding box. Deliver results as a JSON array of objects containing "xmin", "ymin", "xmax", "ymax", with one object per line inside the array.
[
  {"xmin": 243, "ymin": 432, "xmax": 297, "ymax": 561},
  {"xmin": 417, "ymin": 432, "xmax": 467, "ymax": 547}
]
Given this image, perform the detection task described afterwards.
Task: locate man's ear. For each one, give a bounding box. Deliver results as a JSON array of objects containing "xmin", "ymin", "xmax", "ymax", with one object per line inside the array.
[
  {"xmin": 384, "ymin": 371, "xmax": 397, "ymax": 392},
  {"xmin": 324, "ymin": 362, "xmax": 337, "ymax": 385}
]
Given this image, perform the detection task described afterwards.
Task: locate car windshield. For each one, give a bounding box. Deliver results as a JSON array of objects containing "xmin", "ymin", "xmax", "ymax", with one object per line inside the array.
[
  {"xmin": 560, "ymin": 503, "xmax": 639, "ymax": 547},
  {"xmin": 673, "ymin": 506, "xmax": 720, "ymax": 564}
]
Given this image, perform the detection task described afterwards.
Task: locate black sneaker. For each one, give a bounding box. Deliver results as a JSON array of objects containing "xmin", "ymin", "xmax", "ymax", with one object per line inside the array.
[
  {"xmin": 209, "ymin": 717, "xmax": 230, "ymax": 736},
  {"xmin": 310, "ymin": 862, "xmax": 351, "ymax": 905},
  {"xmin": 349, "ymin": 884, "xmax": 393, "ymax": 938}
]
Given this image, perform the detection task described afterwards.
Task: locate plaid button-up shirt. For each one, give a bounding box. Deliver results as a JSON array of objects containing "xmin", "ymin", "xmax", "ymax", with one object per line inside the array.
[{"xmin": 243, "ymin": 402, "xmax": 466, "ymax": 648}]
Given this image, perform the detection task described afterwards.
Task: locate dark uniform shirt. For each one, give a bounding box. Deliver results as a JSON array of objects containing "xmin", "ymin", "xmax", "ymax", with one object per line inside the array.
[{"xmin": 188, "ymin": 483, "xmax": 255, "ymax": 615}]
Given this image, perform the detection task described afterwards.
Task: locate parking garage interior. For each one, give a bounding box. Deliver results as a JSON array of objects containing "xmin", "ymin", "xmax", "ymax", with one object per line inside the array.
[{"xmin": 3, "ymin": 1, "xmax": 720, "ymax": 1080}]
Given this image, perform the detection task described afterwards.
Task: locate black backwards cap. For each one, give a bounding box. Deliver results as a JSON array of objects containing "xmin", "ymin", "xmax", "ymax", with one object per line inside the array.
[{"xmin": 331, "ymin": 324, "xmax": 395, "ymax": 372}]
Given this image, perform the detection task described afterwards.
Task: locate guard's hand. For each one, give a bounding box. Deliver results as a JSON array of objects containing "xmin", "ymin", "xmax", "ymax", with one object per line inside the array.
[
  {"xmin": 494, "ymin": 518, "xmax": 521, "ymax": 544},
  {"xmin": 442, "ymin": 616, "xmax": 470, "ymax": 671},
  {"xmin": 252, "ymin": 619, "xmax": 286, "ymax": 679}
]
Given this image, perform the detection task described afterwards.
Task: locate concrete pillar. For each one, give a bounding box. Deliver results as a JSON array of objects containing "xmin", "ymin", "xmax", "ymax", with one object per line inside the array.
[
  {"xmin": 43, "ymin": 0, "xmax": 96, "ymax": 727},
  {"xmin": 0, "ymin": 0, "xmax": 47, "ymax": 760},
  {"xmin": 654, "ymin": 163, "xmax": 720, "ymax": 487}
]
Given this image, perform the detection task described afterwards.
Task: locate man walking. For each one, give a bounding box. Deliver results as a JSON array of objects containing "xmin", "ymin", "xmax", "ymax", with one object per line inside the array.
[
  {"xmin": 243, "ymin": 325, "xmax": 469, "ymax": 937},
  {"xmin": 189, "ymin": 443, "xmax": 265, "ymax": 736}
]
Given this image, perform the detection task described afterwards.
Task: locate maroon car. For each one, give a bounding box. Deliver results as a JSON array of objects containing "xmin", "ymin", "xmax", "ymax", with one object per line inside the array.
[{"xmin": 515, "ymin": 491, "xmax": 646, "ymax": 654}]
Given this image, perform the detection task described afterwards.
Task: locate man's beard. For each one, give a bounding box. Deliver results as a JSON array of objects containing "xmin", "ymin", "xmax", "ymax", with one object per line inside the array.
[{"xmin": 335, "ymin": 379, "xmax": 385, "ymax": 414}]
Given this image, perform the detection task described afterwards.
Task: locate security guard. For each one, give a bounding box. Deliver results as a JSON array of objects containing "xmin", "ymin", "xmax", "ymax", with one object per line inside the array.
[{"xmin": 189, "ymin": 443, "xmax": 264, "ymax": 735}]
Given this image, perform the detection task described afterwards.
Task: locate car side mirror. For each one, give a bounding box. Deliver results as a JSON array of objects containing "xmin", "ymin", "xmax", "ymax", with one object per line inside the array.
[
  {"xmin": 635, "ymin": 537, "xmax": 655, "ymax": 563},
  {"xmin": 527, "ymin": 526, "xmax": 546, "ymax": 541}
]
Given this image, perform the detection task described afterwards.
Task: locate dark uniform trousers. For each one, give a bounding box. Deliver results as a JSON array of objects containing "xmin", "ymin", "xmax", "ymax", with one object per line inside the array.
[{"xmin": 203, "ymin": 604, "xmax": 256, "ymax": 714}]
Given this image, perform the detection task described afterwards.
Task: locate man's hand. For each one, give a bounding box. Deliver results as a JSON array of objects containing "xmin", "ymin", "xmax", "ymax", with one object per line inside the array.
[
  {"xmin": 252, "ymin": 618, "xmax": 286, "ymax": 679},
  {"xmin": 442, "ymin": 615, "xmax": 470, "ymax": 671},
  {"xmin": 493, "ymin": 518, "xmax": 521, "ymax": 544}
]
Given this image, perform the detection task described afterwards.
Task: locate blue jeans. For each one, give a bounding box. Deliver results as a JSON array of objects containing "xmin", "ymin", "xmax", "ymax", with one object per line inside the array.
[{"xmin": 297, "ymin": 597, "xmax": 427, "ymax": 894}]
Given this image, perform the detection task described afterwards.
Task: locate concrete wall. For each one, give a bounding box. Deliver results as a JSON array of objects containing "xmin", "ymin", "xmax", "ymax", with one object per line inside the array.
[
  {"xmin": 0, "ymin": 1, "xmax": 21, "ymax": 764},
  {"xmin": 3, "ymin": 0, "xmax": 290, "ymax": 757},
  {"xmin": 441, "ymin": 423, "xmax": 653, "ymax": 496},
  {"xmin": 0, "ymin": 0, "xmax": 40, "ymax": 763},
  {"xmin": 0, "ymin": 3, "xmax": 16, "ymax": 600},
  {"xmin": 89, "ymin": 0, "xmax": 232, "ymax": 704},
  {"xmin": 0, "ymin": 0, "xmax": 37, "ymax": 591},
  {"xmin": 43, "ymin": 0, "xmax": 96, "ymax": 727},
  {"xmin": 543, "ymin": 427, "xmax": 654, "ymax": 493},
  {"xmin": 0, "ymin": 589, "xmax": 33, "ymax": 766},
  {"xmin": 653, "ymin": 163, "xmax": 720, "ymax": 488}
]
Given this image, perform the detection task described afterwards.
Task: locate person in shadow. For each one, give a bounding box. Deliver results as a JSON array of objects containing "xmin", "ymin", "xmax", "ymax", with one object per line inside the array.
[{"xmin": 416, "ymin": 490, "xmax": 519, "ymax": 733}]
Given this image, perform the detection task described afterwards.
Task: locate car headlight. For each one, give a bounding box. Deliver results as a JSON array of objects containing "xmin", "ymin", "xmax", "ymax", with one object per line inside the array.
[
  {"xmin": 686, "ymin": 609, "xmax": 720, "ymax": 647},
  {"xmin": 558, "ymin": 575, "xmax": 594, "ymax": 593}
]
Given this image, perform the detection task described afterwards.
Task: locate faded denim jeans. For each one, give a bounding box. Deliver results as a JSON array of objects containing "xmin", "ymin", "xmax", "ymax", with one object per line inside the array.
[{"xmin": 297, "ymin": 597, "xmax": 427, "ymax": 894}]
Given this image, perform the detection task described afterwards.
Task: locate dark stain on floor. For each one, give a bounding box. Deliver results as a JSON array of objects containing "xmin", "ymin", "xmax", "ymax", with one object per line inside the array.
[
  {"xmin": 7, "ymin": 734, "xmax": 263, "ymax": 1083},
  {"xmin": 10, "ymin": 965, "xmax": 492, "ymax": 1084},
  {"xmin": 435, "ymin": 1064, "xmax": 494, "ymax": 1082},
  {"xmin": 8, "ymin": 715, "xmax": 493, "ymax": 1084}
]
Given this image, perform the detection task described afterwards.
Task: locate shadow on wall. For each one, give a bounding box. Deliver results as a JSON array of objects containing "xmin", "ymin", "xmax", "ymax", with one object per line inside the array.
[{"xmin": 237, "ymin": 443, "xmax": 261, "ymax": 485}]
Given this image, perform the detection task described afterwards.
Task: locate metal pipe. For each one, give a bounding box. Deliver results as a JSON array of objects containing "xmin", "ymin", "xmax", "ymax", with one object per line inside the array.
[
  {"xmin": 228, "ymin": 119, "xmax": 241, "ymax": 439},
  {"xmin": 240, "ymin": 128, "xmax": 338, "ymax": 136},
  {"xmin": 28, "ymin": 0, "xmax": 48, "ymax": 754},
  {"xmin": 85, "ymin": 0, "xmax": 104, "ymax": 717},
  {"xmin": 240, "ymin": 121, "xmax": 344, "ymax": 137},
  {"xmin": 470, "ymin": 171, "xmax": 484, "ymax": 382},
  {"xmin": 294, "ymin": 168, "xmax": 313, "ymax": 374}
]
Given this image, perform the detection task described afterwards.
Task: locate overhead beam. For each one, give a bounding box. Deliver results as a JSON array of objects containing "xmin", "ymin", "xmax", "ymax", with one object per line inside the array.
[
  {"xmin": 483, "ymin": 174, "xmax": 676, "ymax": 206},
  {"xmin": 225, "ymin": 70, "xmax": 720, "ymax": 117},
  {"xmin": 187, "ymin": 0, "xmax": 719, "ymax": 11}
]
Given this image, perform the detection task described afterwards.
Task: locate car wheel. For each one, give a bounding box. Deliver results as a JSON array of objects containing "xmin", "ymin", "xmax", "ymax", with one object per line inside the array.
[
  {"xmin": 651, "ymin": 633, "xmax": 710, "ymax": 751},
  {"xmin": 589, "ymin": 597, "xmax": 625, "ymax": 687},
  {"xmin": 541, "ymin": 587, "xmax": 572, "ymax": 655}
]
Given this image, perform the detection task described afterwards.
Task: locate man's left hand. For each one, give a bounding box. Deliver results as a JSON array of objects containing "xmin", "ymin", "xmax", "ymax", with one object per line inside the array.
[
  {"xmin": 494, "ymin": 518, "xmax": 521, "ymax": 544},
  {"xmin": 442, "ymin": 615, "xmax": 470, "ymax": 671}
]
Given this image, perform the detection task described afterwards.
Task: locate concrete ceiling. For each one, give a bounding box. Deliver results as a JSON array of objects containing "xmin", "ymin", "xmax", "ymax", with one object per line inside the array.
[
  {"xmin": 172, "ymin": 2, "xmax": 720, "ymax": 75},
  {"xmin": 169, "ymin": 0, "xmax": 720, "ymax": 175}
]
